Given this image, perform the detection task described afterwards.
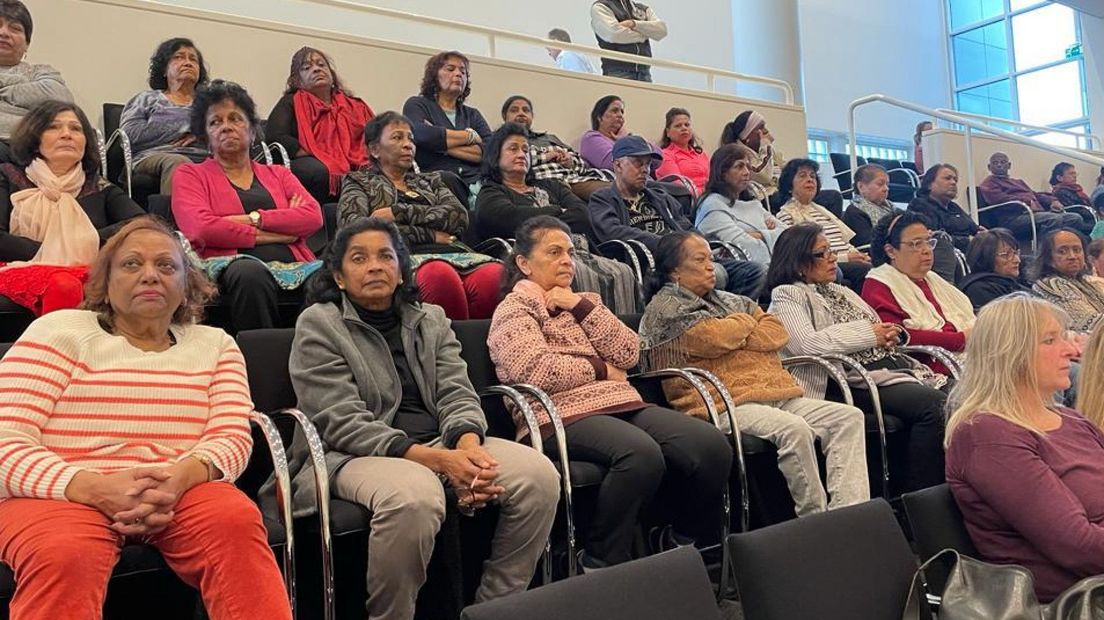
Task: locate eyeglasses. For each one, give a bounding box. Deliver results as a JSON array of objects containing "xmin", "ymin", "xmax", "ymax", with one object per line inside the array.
[
  {"xmin": 1055, "ymin": 246, "xmax": 1084, "ymax": 257},
  {"xmin": 996, "ymin": 250, "xmax": 1019, "ymax": 260},
  {"xmin": 811, "ymin": 249, "xmax": 836, "ymax": 261},
  {"xmin": 900, "ymin": 237, "xmax": 938, "ymax": 251}
]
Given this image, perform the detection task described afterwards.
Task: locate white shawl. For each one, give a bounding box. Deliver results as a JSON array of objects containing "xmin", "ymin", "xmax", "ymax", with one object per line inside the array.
[{"xmin": 866, "ymin": 263, "xmax": 976, "ymax": 332}]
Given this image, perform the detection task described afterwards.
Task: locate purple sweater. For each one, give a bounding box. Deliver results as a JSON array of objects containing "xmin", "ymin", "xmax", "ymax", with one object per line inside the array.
[{"xmin": 946, "ymin": 408, "xmax": 1104, "ymax": 602}]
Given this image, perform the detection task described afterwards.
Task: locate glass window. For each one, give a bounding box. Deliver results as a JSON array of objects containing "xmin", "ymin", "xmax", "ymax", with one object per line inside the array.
[
  {"xmin": 949, "ymin": 0, "xmax": 1004, "ymax": 30},
  {"xmin": 956, "ymin": 79, "xmax": 1014, "ymax": 119},
  {"xmin": 1009, "ymin": 0, "xmax": 1044, "ymax": 11},
  {"xmin": 1016, "ymin": 62, "xmax": 1084, "ymax": 126},
  {"xmin": 1032, "ymin": 126, "xmax": 1083, "ymax": 148},
  {"xmin": 952, "ymin": 22, "xmax": 1008, "ymax": 85},
  {"xmin": 1011, "ymin": 4, "xmax": 1077, "ymax": 71},
  {"xmin": 807, "ymin": 138, "xmax": 830, "ymax": 164}
]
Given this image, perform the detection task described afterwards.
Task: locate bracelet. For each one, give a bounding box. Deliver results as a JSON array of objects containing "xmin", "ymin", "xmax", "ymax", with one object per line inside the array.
[{"xmin": 465, "ymin": 128, "xmax": 478, "ymax": 146}]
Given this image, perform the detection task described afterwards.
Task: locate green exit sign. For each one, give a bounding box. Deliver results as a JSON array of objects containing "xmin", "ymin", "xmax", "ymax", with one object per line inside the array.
[{"xmin": 1066, "ymin": 43, "xmax": 1083, "ymax": 59}]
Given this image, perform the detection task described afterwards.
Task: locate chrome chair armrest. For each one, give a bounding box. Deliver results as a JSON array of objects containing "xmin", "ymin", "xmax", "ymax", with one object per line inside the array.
[
  {"xmin": 954, "ymin": 247, "xmax": 969, "ymax": 277},
  {"xmin": 884, "ymin": 167, "xmax": 919, "ymax": 188},
  {"xmin": 709, "ymin": 239, "xmax": 749, "ymax": 261},
  {"xmin": 257, "ymin": 141, "xmax": 275, "ymax": 166},
  {"xmin": 898, "ymin": 345, "xmax": 962, "ymax": 380},
  {"xmin": 781, "ymin": 356, "xmax": 854, "ymax": 405},
  {"xmin": 623, "ymin": 239, "xmax": 656, "ymax": 274},
  {"xmin": 472, "ymin": 237, "xmax": 513, "ymax": 260},
  {"xmin": 106, "ymin": 128, "xmax": 135, "ymax": 198},
  {"xmin": 249, "ymin": 412, "xmax": 297, "ymax": 617},
  {"xmin": 817, "ymin": 354, "xmax": 890, "ymax": 498},
  {"xmin": 269, "ymin": 142, "xmax": 293, "ymax": 170},
  {"xmin": 597, "ymin": 239, "xmax": 645, "ymax": 285},
  {"xmin": 1064, "ymin": 203, "xmax": 1098, "ymax": 224},
  {"xmin": 978, "ymin": 201, "xmax": 1036, "ymax": 251}
]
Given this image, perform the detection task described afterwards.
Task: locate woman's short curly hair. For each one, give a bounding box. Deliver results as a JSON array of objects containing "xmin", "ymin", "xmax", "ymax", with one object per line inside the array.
[
  {"xmin": 418, "ymin": 51, "xmax": 472, "ymax": 104},
  {"xmin": 189, "ymin": 80, "xmax": 260, "ymax": 140},
  {"xmin": 147, "ymin": 38, "xmax": 209, "ymax": 91},
  {"xmin": 81, "ymin": 217, "xmax": 217, "ymax": 326}
]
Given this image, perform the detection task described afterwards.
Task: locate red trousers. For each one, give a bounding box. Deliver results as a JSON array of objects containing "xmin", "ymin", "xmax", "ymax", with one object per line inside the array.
[
  {"xmin": 416, "ymin": 260, "xmax": 505, "ymax": 320},
  {"xmin": 0, "ymin": 483, "xmax": 291, "ymax": 620}
]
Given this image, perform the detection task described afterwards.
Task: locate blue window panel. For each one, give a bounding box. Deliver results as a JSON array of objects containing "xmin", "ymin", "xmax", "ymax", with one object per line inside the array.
[
  {"xmin": 956, "ymin": 79, "xmax": 1014, "ymax": 120},
  {"xmin": 949, "ymin": 0, "xmax": 1004, "ymax": 30},
  {"xmin": 953, "ymin": 21, "xmax": 1009, "ymax": 85}
]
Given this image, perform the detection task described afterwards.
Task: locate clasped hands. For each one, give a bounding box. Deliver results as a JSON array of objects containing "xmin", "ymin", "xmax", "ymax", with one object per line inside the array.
[{"xmin": 437, "ymin": 435, "xmax": 504, "ymax": 513}]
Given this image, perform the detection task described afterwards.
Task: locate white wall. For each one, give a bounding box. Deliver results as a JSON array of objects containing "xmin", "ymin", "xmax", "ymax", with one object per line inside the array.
[
  {"xmin": 796, "ymin": 0, "xmax": 951, "ymax": 142},
  {"xmin": 1081, "ymin": 12, "xmax": 1104, "ymax": 150}
]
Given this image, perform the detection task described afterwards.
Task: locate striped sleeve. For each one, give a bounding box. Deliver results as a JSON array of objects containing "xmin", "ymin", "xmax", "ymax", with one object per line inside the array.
[
  {"xmin": 187, "ymin": 339, "xmax": 253, "ymax": 482},
  {"xmin": 770, "ymin": 286, "xmax": 878, "ymax": 357},
  {"xmin": 0, "ymin": 336, "xmax": 86, "ymax": 500}
]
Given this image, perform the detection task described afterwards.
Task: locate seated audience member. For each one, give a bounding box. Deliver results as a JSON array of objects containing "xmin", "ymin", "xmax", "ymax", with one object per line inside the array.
[
  {"xmin": 589, "ymin": 135, "xmax": 766, "ymax": 300},
  {"xmin": 862, "ymin": 211, "xmax": 975, "ymax": 375},
  {"xmin": 1091, "ymin": 167, "xmax": 1104, "ymax": 212},
  {"xmin": 908, "ymin": 163, "xmax": 978, "ymax": 250},
  {"xmin": 694, "ymin": 143, "xmax": 786, "ymax": 265},
  {"xmin": 1077, "ymin": 322, "xmax": 1104, "ymax": 432},
  {"xmin": 290, "ymin": 217, "xmax": 559, "ymax": 619},
  {"xmin": 776, "ymin": 158, "xmax": 870, "ymax": 292},
  {"xmin": 501, "ymin": 95, "xmax": 613, "ymax": 201},
  {"xmin": 546, "ymin": 28, "xmax": 597, "ymax": 74},
  {"xmin": 1090, "ymin": 238, "xmax": 1104, "ymax": 280},
  {"xmin": 172, "ymin": 80, "xmax": 323, "ymax": 333},
  {"xmin": 0, "ymin": 1, "xmax": 72, "ymax": 161},
  {"xmin": 0, "ymin": 216, "xmax": 292, "ymax": 620},
  {"xmin": 654, "ymin": 107, "xmax": 709, "ymax": 193},
  {"xmin": 266, "ymin": 46, "xmax": 374, "ymax": 204},
  {"xmin": 979, "ymin": 152, "xmax": 1086, "ymax": 236},
  {"xmin": 489, "ymin": 216, "xmax": 731, "ymax": 568},
  {"xmin": 1050, "ymin": 162, "xmax": 1093, "ymax": 208},
  {"xmin": 1031, "ymin": 228, "xmax": 1104, "ymax": 334},
  {"xmin": 946, "ymin": 293, "xmax": 1104, "ymax": 604},
  {"xmin": 402, "ymin": 50, "xmax": 491, "ymax": 198},
  {"xmin": 339, "ymin": 111, "xmax": 502, "ymax": 321},
  {"xmin": 767, "ymin": 224, "xmax": 948, "ymax": 493},
  {"xmin": 960, "ymin": 228, "xmax": 1031, "ymax": 311},
  {"xmin": 913, "ymin": 121, "xmax": 932, "ymax": 174},
  {"xmin": 579, "ymin": 95, "xmax": 660, "ymax": 172},
  {"xmin": 0, "ymin": 101, "xmax": 143, "ymax": 316},
  {"xmin": 844, "ymin": 164, "xmax": 896, "ymax": 248},
  {"xmin": 639, "ymin": 231, "xmax": 869, "ymax": 515},
  {"xmin": 119, "ymin": 37, "xmax": 210, "ymax": 195}
]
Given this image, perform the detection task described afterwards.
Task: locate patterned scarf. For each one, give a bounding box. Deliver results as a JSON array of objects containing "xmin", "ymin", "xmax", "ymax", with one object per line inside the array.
[
  {"xmin": 638, "ymin": 282, "xmax": 757, "ymax": 370},
  {"xmin": 1053, "ymin": 181, "xmax": 1092, "ymax": 205},
  {"xmin": 850, "ymin": 195, "xmax": 895, "ymax": 227}
]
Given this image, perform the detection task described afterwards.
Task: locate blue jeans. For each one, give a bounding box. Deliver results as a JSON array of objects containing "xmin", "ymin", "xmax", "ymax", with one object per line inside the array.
[{"xmin": 715, "ymin": 258, "xmax": 766, "ymax": 300}]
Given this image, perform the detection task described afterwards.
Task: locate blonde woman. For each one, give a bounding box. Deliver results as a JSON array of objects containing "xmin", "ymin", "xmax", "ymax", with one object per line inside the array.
[
  {"xmin": 1076, "ymin": 324, "xmax": 1104, "ymax": 432},
  {"xmin": 945, "ymin": 293, "xmax": 1104, "ymax": 603}
]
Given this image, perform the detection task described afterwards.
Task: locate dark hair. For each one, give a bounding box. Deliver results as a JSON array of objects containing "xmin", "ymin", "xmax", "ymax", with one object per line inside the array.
[
  {"xmin": 1096, "ymin": 166, "xmax": 1104, "ymax": 188},
  {"xmin": 10, "ymin": 100, "xmax": 101, "ymax": 175},
  {"xmin": 189, "ymin": 79, "xmax": 260, "ymax": 139},
  {"xmin": 658, "ymin": 107, "xmax": 702, "ymax": 152},
  {"xmin": 363, "ymin": 111, "xmax": 413, "ymax": 165},
  {"xmin": 720, "ymin": 110, "xmax": 754, "ymax": 145},
  {"xmin": 765, "ymin": 223, "xmax": 825, "ymax": 289},
  {"xmin": 647, "ymin": 231, "xmax": 703, "ymax": 299},
  {"xmin": 590, "ymin": 95, "xmax": 622, "ymax": 131},
  {"xmin": 914, "ymin": 121, "xmax": 932, "ymax": 146},
  {"xmin": 481, "ymin": 122, "xmax": 530, "ymax": 183},
  {"xmin": 501, "ymin": 215, "xmax": 572, "ymax": 295},
  {"xmin": 1090, "ymin": 237, "xmax": 1104, "ymax": 260},
  {"xmin": 701, "ymin": 143, "xmax": 753, "ymax": 202},
  {"xmin": 854, "ymin": 163, "xmax": 887, "ymax": 186},
  {"xmin": 147, "ymin": 38, "xmax": 209, "ymax": 91},
  {"xmin": 918, "ymin": 163, "xmax": 957, "ymax": 196},
  {"xmin": 870, "ymin": 210, "xmax": 931, "ymax": 266},
  {"xmin": 547, "ymin": 28, "xmax": 571, "ymax": 43},
  {"xmin": 500, "ymin": 95, "xmax": 533, "ymax": 121},
  {"xmin": 966, "ymin": 228, "xmax": 1018, "ymax": 274},
  {"xmin": 305, "ymin": 217, "xmax": 419, "ymax": 307},
  {"xmin": 284, "ymin": 46, "xmax": 347, "ymax": 95},
  {"xmin": 418, "ymin": 51, "xmax": 472, "ymax": 105},
  {"xmin": 1050, "ymin": 162, "xmax": 1075, "ymax": 186},
  {"xmin": 0, "ymin": 1, "xmax": 32, "ymax": 44},
  {"xmin": 1034, "ymin": 227, "xmax": 1089, "ymax": 280},
  {"xmin": 777, "ymin": 158, "xmax": 820, "ymax": 204}
]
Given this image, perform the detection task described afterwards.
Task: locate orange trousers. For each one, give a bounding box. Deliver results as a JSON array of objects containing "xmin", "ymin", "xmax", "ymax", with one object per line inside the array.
[{"xmin": 0, "ymin": 482, "xmax": 292, "ymax": 620}]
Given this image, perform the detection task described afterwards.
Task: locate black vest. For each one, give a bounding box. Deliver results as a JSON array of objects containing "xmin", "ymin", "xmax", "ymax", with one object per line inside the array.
[{"xmin": 593, "ymin": 0, "xmax": 653, "ymax": 80}]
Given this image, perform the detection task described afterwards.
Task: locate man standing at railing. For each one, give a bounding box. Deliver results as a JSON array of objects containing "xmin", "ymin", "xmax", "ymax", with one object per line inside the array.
[{"xmin": 590, "ymin": 0, "xmax": 667, "ymax": 83}]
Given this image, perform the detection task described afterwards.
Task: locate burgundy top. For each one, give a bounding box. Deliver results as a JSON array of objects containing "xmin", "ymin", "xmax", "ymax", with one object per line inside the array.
[{"xmin": 946, "ymin": 408, "xmax": 1104, "ymax": 602}]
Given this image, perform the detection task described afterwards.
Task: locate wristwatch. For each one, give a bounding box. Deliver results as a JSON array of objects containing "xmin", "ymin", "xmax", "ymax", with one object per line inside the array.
[
  {"xmin": 248, "ymin": 211, "xmax": 262, "ymax": 228},
  {"xmin": 190, "ymin": 453, "xmax": 216, "ymax": 481}
]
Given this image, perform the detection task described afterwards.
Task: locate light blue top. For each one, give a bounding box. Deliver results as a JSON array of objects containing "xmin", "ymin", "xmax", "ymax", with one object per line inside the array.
[
  {"xmin": 556, "ymin": 51, "xmax": 597, "ymax": 74},
  {"xmin": 695, "ymin": 192, "xmax": 787, "ymax": 265}
]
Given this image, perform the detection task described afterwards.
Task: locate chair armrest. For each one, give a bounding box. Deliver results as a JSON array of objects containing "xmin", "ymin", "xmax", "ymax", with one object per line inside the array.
[
  {"xmin": 781, "ymin": 355, "xmax": 854, "ymax": 405},
  {"xmin": 248, "ymin": 412, "xmax": 296, "ymax": 613},
  {"xmin": 598, "ymin": 239, "xmax": 645, "ymax": 285},
  {"xmin": 481, "ymin": 385, "xmax": 544, "ymax": 453},
  {"xmin": 624, "ymin": 239, "xmax": 656, "ymax": 274},
  {"xmin": 1064, "ymin": 204, "xmax": 1098, "ymax": 223},
  {"xmin": 267, "ymin": 142, "xmax": 292, "ymax": 169},
  {"xmin": 898, "ymin": 345, "xmax": 962, "ymax": 380},
  {"xmin": 630, "ymin": 368, "xmax": 722, "ymax": 430},
  {"xmin": 709, "ymin": 239, "xmax": 749, "ymax": 261},
  {"xmin": 105, "ymin": 128, "xmax": 135, "ymax": 198},
  {"xmin": 472, "ymin": 237, "xmax": 513, "ymax": 260},
  {"xmin": 816, "ymin": 354, "xmax": 891, "ymax": 498}
]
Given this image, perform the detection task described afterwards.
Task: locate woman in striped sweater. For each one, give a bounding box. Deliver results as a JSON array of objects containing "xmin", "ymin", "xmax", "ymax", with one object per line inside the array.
[{"xmin": 0, "ymin": 217, "xmax": 290, "ymax": 620}]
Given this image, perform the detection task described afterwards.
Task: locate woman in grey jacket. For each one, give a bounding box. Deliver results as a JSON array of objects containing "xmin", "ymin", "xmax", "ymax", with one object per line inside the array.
[
  {"xmin": 694, "ymin": 144, "xmax": 785, "ymax": 265},
  {"xmin": 289, "ymin": 217, "xmax": 559, "ymax": 620},
  {"xmin": 767, "ymin": 223, "xmax": 948, "ymax": 493}
]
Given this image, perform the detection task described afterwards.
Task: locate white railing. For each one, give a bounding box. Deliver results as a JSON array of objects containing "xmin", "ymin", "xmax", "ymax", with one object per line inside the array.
[
  {"xmin": 934, "ymin": 108, "xmax": 1103, "ymax": 151},
  {"xmin": 299, "ymin": 0, "xmax": 795, "ymax": 104},
  {"xmin": 848, "ymin": 94, "xmax": 1104, "ymax": 220}
]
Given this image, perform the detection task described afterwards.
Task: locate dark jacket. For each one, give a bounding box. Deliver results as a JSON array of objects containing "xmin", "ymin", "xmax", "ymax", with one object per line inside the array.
[
  {"xmin": 473, "ymin": 179, "xmax": 593, "ymax": 243},
  {"xmin": 958, "ymin": 271, "xmax": 1031, "ymax": 311},
  {"xmin": 907, "ymin": 193, "xmax": 979, "ymax": 246},
  {"xmin": 587, "ymin": 181, "xmax": 690, "ymax": 252},
  {"xmin": 402, "ymin": 95, "xmax": 492, "ymax": 185}
]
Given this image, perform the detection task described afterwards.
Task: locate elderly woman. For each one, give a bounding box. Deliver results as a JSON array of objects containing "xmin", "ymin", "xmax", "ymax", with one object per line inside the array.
[
  {"xmin": 0, "ymin": 1, "xmax": 72, "ymax": 161},
  {"xmin": 861, "ymin": 211, "xmax": 975, "ymax": 375},
  {"xmin": 489, "ymin": 216, "xmax": 731, "ymax": 568},
  {"xmin": 402, "ymin": 50, "xmax": 491, "ymax": 199},
  {"xmin": 1031, "ymin": 228, "xmax": 1104, "ymax": 334},
  {"xmin": 640, "ymin": 230, "xmax": 868, "ymax": 515},
  {"xmin": 767, "ymin": 224, "xmax": 948, "ymax": 493},
  {"xmin": 0, "ymin": 101, "xmax": 143, "ymax": 316},
  {"xmin": 907, "ymin": 163, "xmax": 978, "ymax": 256},
  {"xmin": 339, "ymin": 111, "xmax": 502, "ymax": 320},
  {"xmin": 119, "ymin": 37, "xmax": 210, "ymax": 195},
  {"xmin": 694, "ymin": 143, "xmax": 785, "ymax": 266},
  {"xmin": 172, "ymin": 80, "xmax": 323, "ymax": 333},
  {"xmin": 290, "ymin": 217, "xmax": 559, "ymax": 619},
  {"xmin": 266, "ymin": 46, "xmax": 375, "ymax": 204},
  {"xmin": 843, "ymin": 163, "xmax": 896, "ymax": 248},
  {"xmin": 1050, "ymin": 162, "xmax": 1093, "ymax": 208},
  {"xmin": 0, "ymin": 216, "xmax": 291, "ymax": 619},
  {"xmin": 654, "ymin": 107, "xmax": 709, "ymax": 193},
  {"xmin": 946, "ymin": 294, "xmax": 1104, "ymax": 603},
  {"xmin": 776, "ymin": 158, "xmax": 870, "ymax": 291},
  {"xmin": 578, "ymin": 95, "xmax": 660, "ymax": 172},
  {"xmin": 960, "ymin": 228, "xmax": 1030, "ymax": 311}
]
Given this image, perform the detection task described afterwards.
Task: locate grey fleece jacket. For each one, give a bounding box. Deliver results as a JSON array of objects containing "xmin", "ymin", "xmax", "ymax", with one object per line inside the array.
[{"xmin": 284, "ymin": 296, "xmax": 487, "ymax": 516}]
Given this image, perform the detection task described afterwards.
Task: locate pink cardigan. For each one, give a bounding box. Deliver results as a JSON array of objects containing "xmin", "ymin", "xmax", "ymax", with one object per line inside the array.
[{"xmin": 171, "ymin": 158, "xmax": 323, "ymax": 260}]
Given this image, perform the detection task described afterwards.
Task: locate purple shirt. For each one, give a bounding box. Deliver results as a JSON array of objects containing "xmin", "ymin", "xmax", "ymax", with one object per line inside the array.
[
  {"xmin": 946, "ymin": 408, "xmax": 1104, "ymax": 602},
  {"xmin": 578, "ymin": 129, "xmax": 661, "ymax": 172}
]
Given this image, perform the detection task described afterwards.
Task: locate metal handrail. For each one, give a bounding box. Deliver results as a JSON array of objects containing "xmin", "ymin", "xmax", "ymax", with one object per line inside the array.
[
  {"xmin": 849, "ymin": 94, "xmax": 1104, "ymax": 220},
  {"xmin": 934, "ymin": 108, "xmax": 1103, "ymax": 151}
]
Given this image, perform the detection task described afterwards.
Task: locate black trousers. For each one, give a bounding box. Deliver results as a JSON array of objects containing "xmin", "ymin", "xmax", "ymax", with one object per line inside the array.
[
  {"xmin": 218, "ymin": 259, "xmax": 280, "ymax": 333},
  {"xmin": 1006, "ymin": 210, "xmax": 1090, "ymax": 238},
  {"xmin": 290, "ymin": 156, "xmax": 333, "ymax": 205},
  {"xmin": 553, "ymin": 406, "xmax": 732, "ymax": 565}
]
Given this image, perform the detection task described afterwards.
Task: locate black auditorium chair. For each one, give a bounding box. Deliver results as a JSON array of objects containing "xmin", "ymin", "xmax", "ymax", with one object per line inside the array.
[
  {"xmin": 867, "ymin": 157, "xmax": 921, "ymax": 203},
  {"xmin": 902, "ymin": 483, "xmax": 978, "ymax": 601},
  {"xmin": 830, "ymin": 153, "xmax": 866, "ymax": 198},
  {"xmin": 103, "ymin": 102, "xmax": 161, "ymax": 209}
]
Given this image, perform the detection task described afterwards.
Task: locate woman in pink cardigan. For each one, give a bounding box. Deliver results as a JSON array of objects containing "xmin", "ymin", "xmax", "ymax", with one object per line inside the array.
[
  {"xmin": 172, "ymin": 80, "xmax": 322, "ymax": 332},
  {"xmin": 488, "ymin": 215, "xmax": 730, "ymax": 570}
]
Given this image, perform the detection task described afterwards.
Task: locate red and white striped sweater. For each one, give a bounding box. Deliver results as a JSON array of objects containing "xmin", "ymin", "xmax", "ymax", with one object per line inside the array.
[{"xmin": 0, "ymin": 310, "xmax": 254, "ymax": 501}]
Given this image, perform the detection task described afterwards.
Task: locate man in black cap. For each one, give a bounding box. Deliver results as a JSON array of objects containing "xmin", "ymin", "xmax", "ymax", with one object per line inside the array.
[{"xmin": 589, "ymin": 135, "xmax": 766, "ymax": 299}]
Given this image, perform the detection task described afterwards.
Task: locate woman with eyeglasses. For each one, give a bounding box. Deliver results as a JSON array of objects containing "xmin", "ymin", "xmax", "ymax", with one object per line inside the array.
[
  {"xmin": 960, "ymin": 228, "xmax": 1031, "ymax": 311},
  {"xmin": 861, "ymin": 211, "xmax": 975, "ymax": 375},
  {"xmin": 1032, "ymin": 228, "xmax": 1104, "ymax": 335}
]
